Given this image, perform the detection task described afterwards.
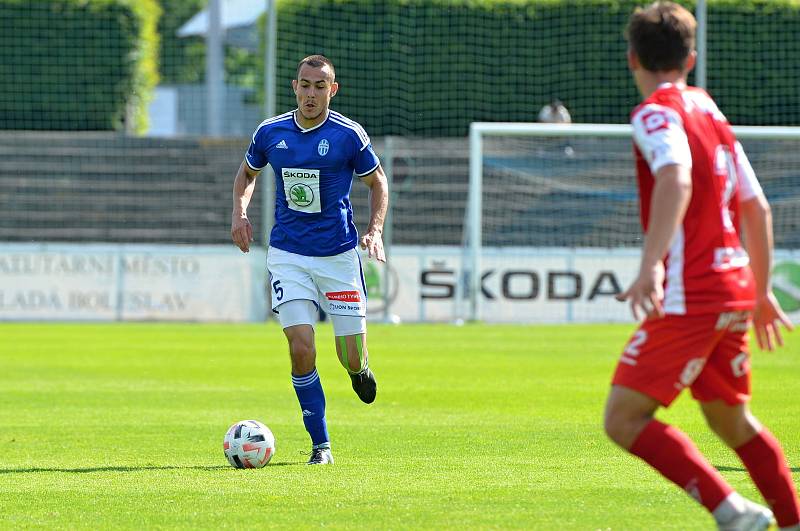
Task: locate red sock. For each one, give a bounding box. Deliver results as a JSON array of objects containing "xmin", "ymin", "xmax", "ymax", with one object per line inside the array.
[
  {"xmin": 736, "ymin": 429, "xmax": 800, "ymax": 527},
  {"xmin": 630, "ymin": 419, "xmax": 733, "ymax": 512}
]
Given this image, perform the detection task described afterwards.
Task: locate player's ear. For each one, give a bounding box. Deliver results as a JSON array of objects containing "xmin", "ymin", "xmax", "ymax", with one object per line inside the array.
[
  {"xmin": 627, "ymin": 48, "xmax": 639, "ymax": 71},
  {"xmin": 330, "ymin": 81, "xmax": 339, "ymax": 98},
  {"xmin": 291, "ymin": 79, "xmax": 298, "ymax": 94},
  {"xmin": 684, "ymin": 51, "xmax": 697, "ymax": 74}
]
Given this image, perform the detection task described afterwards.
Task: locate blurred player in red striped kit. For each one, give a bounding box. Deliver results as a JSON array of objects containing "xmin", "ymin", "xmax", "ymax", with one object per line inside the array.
[{"xmin": 605, "ymin": 2, "xmax": 800, "ymax": 529}]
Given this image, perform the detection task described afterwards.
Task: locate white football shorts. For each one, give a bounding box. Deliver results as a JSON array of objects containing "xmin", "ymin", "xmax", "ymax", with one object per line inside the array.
[{"xmin": 267, "ymin": 246, "xmax": 367, "ymax": 318}]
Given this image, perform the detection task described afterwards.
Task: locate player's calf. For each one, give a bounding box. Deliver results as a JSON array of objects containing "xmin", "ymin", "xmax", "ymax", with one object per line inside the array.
[
  {"xmin": 335, "ymin": 334, "xmax": 377, "ymax": 404},
  {"xmin": 337, "ymin": 334, "xmax": 367, "ymax": 374}
]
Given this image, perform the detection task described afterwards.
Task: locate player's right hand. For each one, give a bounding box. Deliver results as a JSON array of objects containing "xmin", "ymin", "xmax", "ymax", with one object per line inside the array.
[
  {"xmin": 616, "ymin": 263, "xmax": 665, "ymax": 321},
  {"xmin": 752, "ymin": 291, "xmax": 794, "ymax": 351},
  {"xmin": 360, "ymin": 229, "xmax": 386, "ymax": 263},
  {"xmin": 231, "ymin": 215, "xmax": 253, "ymax": 253}
]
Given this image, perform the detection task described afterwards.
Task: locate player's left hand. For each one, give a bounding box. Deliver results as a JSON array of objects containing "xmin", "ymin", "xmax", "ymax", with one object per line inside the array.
[
  {"xmin": 752, "ymin": 291, "xmax": 794, "ymax": 351},
  {"xmin": 360, "ymin": 229, "xmax": 386, "ymax": 263},
  {"xmin": 616, "ymin": 262, "xmax": 665, "ymax": 321}
]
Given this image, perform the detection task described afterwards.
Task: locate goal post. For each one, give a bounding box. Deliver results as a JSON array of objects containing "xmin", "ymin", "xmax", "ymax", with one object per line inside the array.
[{"xmin": 465, "ymin": 122, "xmax": 800, "ymax": 322}]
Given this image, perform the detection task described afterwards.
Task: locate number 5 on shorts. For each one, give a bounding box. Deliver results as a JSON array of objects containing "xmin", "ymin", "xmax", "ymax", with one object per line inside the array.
[{"xmin": 272, "ymin": 279, "xmax": 284, "ymax": 302}]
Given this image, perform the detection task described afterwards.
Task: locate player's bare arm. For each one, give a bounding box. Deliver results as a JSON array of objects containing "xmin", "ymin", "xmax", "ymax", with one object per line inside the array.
[
  {"xmin": 617, "ymin": 163, "xmax": 692, "ymax": 320},
  {"xmin": 739, "ymin": 194, "xmax": 795, "ymax": 350},
  {"xmin": 231, "ymin": 161, "xmax": 260, "ymax": 253},
  {"xmin": 359, "ymin": 164, "xmax": 389, "ymax": 263}
]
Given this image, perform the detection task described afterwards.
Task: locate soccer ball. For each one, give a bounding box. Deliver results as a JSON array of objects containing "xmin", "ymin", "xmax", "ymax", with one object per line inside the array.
[{"xmin": 223, "ymin": 420, "xmax": 275, "ymax": 469}]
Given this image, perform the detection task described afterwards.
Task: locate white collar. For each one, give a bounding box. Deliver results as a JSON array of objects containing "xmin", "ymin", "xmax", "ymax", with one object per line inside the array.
[
  {"xmin": 293, "ymin": 109, "xmax": 329, "ymax": 133},
  {"xmin": 656, "ymin": 82, "xmax": 687, "ymax": 90}
]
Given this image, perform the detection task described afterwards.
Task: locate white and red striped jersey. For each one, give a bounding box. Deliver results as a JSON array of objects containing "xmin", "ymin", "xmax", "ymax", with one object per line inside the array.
[{"xmin": 630, "ymin": 83, "xmax": 763, "ymax": 315}]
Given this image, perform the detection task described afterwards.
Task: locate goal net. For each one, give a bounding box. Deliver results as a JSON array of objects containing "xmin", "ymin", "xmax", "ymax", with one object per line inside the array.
[
  {"xmin": 464, "ymin": 123, "xmax": 800, "ymax": 323},
  {"xmin": 3, "ymin": 1, "xmax": 800, "ymax": 324}
]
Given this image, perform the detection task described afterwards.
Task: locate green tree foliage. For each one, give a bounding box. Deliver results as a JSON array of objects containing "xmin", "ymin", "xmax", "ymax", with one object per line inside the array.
[
  {"xmin": 0, "ymin": 0, "xmax": 159, "ymax": 132},
  {"xmin": 157, "ymin": 0, "xmax": 205, "ymax": 84}
]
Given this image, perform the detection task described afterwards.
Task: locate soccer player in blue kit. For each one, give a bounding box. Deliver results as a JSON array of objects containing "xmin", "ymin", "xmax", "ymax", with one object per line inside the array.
[{"xmin": 230, "ymin": 55, "xmax": 389, "ymax": 465}]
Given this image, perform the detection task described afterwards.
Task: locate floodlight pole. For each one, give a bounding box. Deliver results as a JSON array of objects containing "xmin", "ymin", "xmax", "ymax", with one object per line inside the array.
[
  {"xmin": 695, "ymin": 0, "xmax": 707, "ymax": 89},
  {"xmin": 261, "ymin": 0, "xmax": 278, "ymax": 320},
  {"xmin": 264, "ymin": 0, "xmax": 277, "ymax": 119},
  {"xmin": 262, "ymin": 0, "xmax": 277, "ymax": 249},
  {"xmin": 205, "ymin": 0, "xmax": 224, "ymax": 136}
]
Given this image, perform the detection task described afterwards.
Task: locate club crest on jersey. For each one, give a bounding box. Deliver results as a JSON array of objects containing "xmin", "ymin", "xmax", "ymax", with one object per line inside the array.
[{"xmin": 318, "ymin": 139, "xmax": 329, "ymax": 156}]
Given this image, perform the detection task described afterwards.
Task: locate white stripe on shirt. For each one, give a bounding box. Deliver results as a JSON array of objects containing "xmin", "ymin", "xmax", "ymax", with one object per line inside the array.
[
  {"xmin": 251, "ymin": 111, "xmax": 294, "ymax": 143},
  {"xmin": 329, "ymin": 111, "xmax": 370, "ymax": 150}
]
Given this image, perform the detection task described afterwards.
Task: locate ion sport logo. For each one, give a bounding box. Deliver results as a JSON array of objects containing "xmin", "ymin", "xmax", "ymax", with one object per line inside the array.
[{"xmin": 326, "ymin": 290, "xmax": 360, "ymax": 302}]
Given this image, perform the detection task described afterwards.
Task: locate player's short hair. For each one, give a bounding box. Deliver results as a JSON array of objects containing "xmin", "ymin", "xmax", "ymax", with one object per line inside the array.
[
  {"xmin": 626, "ymin": 1, "xmax": 696, "ymax": 72},
  {"xmin": 296, "ymin": 55, "xmax": 336, "ymax": 82}
]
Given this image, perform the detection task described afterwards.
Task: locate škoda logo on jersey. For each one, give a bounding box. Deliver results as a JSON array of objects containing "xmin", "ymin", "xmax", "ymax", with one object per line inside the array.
[
  {"xmin": 288, "ymin": 184, "xmax": 313, "ymax": 207},
  {"xmin": 325, "ymin": 291, "xmax": 361, "ymax": 302},
  {"xmin": 282, "ymin": 168, "xmax": 320, "ymax": 212},
  {"xmin": 283, "ymin": 169, "xmax": 317, "ymax": 179}
]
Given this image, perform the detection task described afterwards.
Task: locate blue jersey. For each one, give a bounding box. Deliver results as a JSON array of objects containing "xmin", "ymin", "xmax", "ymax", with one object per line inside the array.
[{"xmin": 245, "ymin": 110, "xmax": 380, "ymax": 257}]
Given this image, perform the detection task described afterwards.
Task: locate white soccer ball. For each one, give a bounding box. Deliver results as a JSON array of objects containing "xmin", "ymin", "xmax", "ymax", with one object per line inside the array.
[{"xmin": 223, "ymin": 420, "xmax": 275, "ymax": 469}]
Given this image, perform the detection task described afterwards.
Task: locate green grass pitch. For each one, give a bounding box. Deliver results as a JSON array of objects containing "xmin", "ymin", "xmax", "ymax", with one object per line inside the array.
[{"xmin": 1, "ymin": 322, "xmax": 798, "ymax": 529}]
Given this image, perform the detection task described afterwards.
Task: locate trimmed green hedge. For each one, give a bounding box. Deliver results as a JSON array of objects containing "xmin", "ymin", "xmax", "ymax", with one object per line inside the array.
[
  {"xmin": 0, "ymin": 0, "xmax": 159, "ymax": 132},
  {"xmin": 271, "ymin": 0, "xmax": 800, "ymax": 136},
  {"xmin": 2, "ymin": 0, "xmax": 798, "ymax": 135}
]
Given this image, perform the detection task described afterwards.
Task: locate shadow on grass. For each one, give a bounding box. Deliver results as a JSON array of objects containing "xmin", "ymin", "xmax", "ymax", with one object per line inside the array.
[
  {"xmin": 0, "ymin": 462, "xmax": 302, "ymax": 474},
  {"xmin": 716, "ymin": 465, "xmax": 800, "ymax": 473}
]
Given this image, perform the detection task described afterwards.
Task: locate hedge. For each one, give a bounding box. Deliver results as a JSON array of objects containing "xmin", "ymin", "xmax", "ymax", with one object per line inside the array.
[
  {"xmin": 270, "ymin": 0, "xmax": 800, "ymax": 136},
  {"xmin": 0, "ymin": 0, "xmax": 159, "ymax": 132},
  {"xmin": 2, "ymin": 0, "xmax": 799, "ymax": 135}
]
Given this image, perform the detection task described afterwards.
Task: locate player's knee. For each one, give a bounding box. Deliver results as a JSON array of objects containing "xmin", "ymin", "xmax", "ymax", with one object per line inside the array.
[
  {"xmin": 700, "ymin": 402, "xmax": 762, "ymax": 448},
  {"xmin": 289, "ymin": 340, "xmax": 316, "ymax": 375},
  {"xmin": 603, "ymin": 405, "xmax": 649, "ymax": 449},
  {"xmin": 704, "ymin": 412, "xmax": 759, "ymax": 448},
  {"xmin": 603, "ymin": 409, "xmax": 627, "ymax": 447},
  {"xmin": 288, "ymin": 335, "xmax": 315, "ymax": 359},
  {"xmin": 284, "ymin": 326, "xmax": 316, "ymax": 370}
]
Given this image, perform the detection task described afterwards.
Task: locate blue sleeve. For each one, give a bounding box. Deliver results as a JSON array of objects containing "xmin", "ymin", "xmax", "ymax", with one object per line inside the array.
[
  {"xmin": 353, "ymin": 143, "xmax": 380, "ymax": 177},
  {"xmin": 245, "ymin": 126, "xmax": 268, "ymax": 171}
]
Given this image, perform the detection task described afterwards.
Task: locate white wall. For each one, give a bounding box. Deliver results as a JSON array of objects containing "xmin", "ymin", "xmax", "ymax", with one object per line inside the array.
[
  {"xmin": 382, "ymin": 246, "xmax": 640, "ymax": 323},
  {"xmin": 0, "ymin": 243, "xmax": 265, "ymax": 321},
  {"xmin": 2, "ymin": 243, "xmax": 798, "ymax": 323}
]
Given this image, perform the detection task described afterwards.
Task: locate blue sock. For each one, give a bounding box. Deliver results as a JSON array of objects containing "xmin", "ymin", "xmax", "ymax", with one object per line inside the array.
[{"xmin": 291, "ymin": 368, "xmax": 329, "ymax": 447}]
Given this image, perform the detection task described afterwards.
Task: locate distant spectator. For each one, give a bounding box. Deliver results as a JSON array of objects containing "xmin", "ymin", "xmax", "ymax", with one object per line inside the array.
[{"xmin": 538, "ymin": 99, "xmax": 572, "ymax": 123}]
